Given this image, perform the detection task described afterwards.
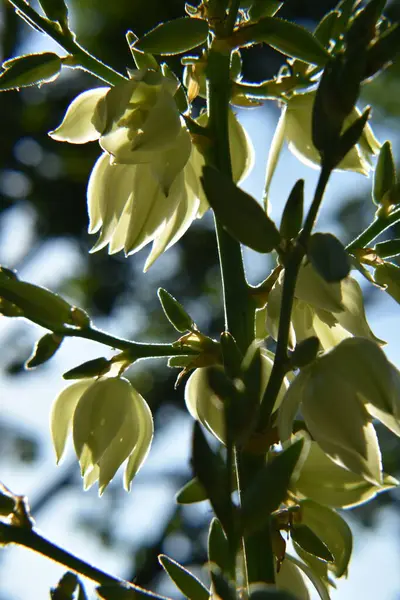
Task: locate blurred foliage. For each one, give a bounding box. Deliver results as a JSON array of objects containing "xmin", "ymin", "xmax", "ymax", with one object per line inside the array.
[{"xmin": 0, "ymin": 0, "xmax": 399, "ymax": 598}]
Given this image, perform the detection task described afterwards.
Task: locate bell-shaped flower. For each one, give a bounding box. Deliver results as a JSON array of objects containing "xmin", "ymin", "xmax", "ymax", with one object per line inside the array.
[
  {"xmin": 266, "ymin": 262, "xmax": 384, "ymax": 351},
  {"xmin": 49, "ymin": 70, "xmax": 253, "ymax": 270},
  {"xmin": 264, "ymin": 90, "xmax": 380, "ymax": 199},
  {"xmin": 185, "ymin": 349, "xmax": 287, "ymax": 444},
  {"xmin": 279, "ymin": 337, "xmax": 400, "ymax": 484},
  {"xmin": 292, "ymin": 441, "xmax": 398, "ymax": 509},
  {"xmin": 50, "ymin": 376, "xmax": 153, "ymax": 494}
]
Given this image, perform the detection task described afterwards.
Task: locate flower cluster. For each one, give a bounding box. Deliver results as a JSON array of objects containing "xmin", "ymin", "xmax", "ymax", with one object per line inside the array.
[
  {"xmin": 50, "ymin": 376, "xmax": 153, "ymax": 494},
  {"xmin": 50, "ymin": 69, "xmax": 252, "ymax": 270}
]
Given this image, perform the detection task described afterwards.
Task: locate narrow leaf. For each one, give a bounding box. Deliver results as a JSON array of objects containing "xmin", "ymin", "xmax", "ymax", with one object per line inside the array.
[
  {"xmin": 334, "ymin": 107, "xmax": 371, "ymax": 169},
  {"xmin": 241, "ymin": 436, "xmax": 308, "ymax": 534},
  {"xmin": 208, "ymin": 518, "xmax": 231, "ymax": 576},
  {"xmin": 373, "ymin": 141, "xmax": 396, "ymax": 206},
  {"xmin": 26, "ymin": 333, "xmax": 63, "ymax": 369},
  {"xmin": 158, "ymin": 288, "xmax": 195, "ymax": 332},
  {"xmin": 307, "ymin": 232, "xmax": 350, "ymax": 283},
  {"xmin": 0, "ymin": 52, "xmax": 61, "ymax": 91},
  {"xmin": 374, "ymin": 262, "xmax": 400, "ymax": 304},
  {"xmin": 220, "ymin": 332, "xmax": 243, "ymax": 378},
  {"xmin": 159, "ymin": 555, "xmax": 209, "ymax": 600},
  {"xmin": 97, "ymin": 584, "xmax": 170, "ymax": 600},
  {"xmin": 63, "ymin": 357, "xmax": 110, "ymax": 380},
  {"xmin": 133, "ymin": 17, "xmax": 209, "ymax": 55},
  {"xmin": 313, "ymin": 11, "xmax": 340, "ymax": 47},
  {"xmin": 374, "ymin": 239, "xmax": 400, "ymax": 259},
  {"xmin": 176, "ymin": 477, "xmax": 208, "ymax": 504},
  {"xmin": 364, "ymin": 23, "xmax": 400, "ymax": 81},
  {"xmin": 209, "ymin": 567, "xmax": 236, "ymax": 600},
  {"xmin": 201, "ymin": 166, "xmax": 281, "ymax": 253},
  {"xmin": 280, "ymin": 179, "xmax": 304, "ymax": 240},
  {"xmin": 291, "ymin": 525, "xmax": 334, "ymax": 563},
  {"xmin": 249, "ymin": 0, "xmax": 283, "ymax": 20},
  {"xmin": 38, "ymin": 0, "xmax": 68, "ymax": 26},
  {"xmin": 286, "ymin": 555, "xmax": 330, "ymax": 600}
]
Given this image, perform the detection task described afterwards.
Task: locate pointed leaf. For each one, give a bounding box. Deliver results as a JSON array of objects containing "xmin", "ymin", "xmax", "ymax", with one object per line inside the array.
[
  {"xmin": 333, "ymin": 107, "xmax": 372, "ymax": 169},
  {"xmin": 374, "ymin": 262, "xmax": 400, "ymax": 304},
  {"xmin": 97, "ymin": 584, "xmax": 170, "ymax": 600},
  {"xmin": 241, "ymin": 435, "xmax": 309, "ymax": 534},
  {"xmin": 249, "ymin": 0, "xmax": 283, "ymax": 21},
  {"xmin": 374, "ymin": 239, "xmax": 400, "ymax": 259},
  {"xmin": 307, "ymin": 233, "xmax": 350, "ymax": 283},
  {"xmin": 364, "ymin": 23, "xmax": 400, "ymax": 81},
  {"xmin": 291, "ymin": 525, "xmax": 334, "ymax": 563},
  {"xmin": 63, "ymin": 357, "xmax": 111, "ymax": 380},
  {"xmin": 38, "ymin": 0, "xmax": 68, "ymax": 26},
  {"xmin": 208, "ymin": 518, "xmax": 231, "ymax": 576},
  {"xmin": 280, "ymin": 179, "xmax": 304, "ymax": 240},
  {"xmin": 159, "ymin": 555, "xmax": 209, "ymax": 600},
  {"xmin": 201, "ymin": 166, "xmax": 281, "ymax": 253},
  {"xmin": 158, "ymin": 288, "xmax": 195, "ymax": 332},
  {"xmin": 313, "ymin": 11, "xmax": 340, "ymax": 47},
  {"xmin": 176, "ymin": 477, "xmax": 208, "ymax": 504},
  {"xmin": 0, "ymin": 52, "xmax": 61, "ymax": 91},
  {"xmin": 286, "ymin": 555, "xmax": 330, "ymax": 600},
  {"xmin": 26, "ymin": 333, "xmax": 63, "ymax": 369},
  {"xmin": 133, "ymin": 18, "xmax": 209, "ymax": 55},
  {"xmin": 209, "ymin": 566, "xmax": 236, "ymax": 600},
  {"xmin": 373, "ymin": 141, "xmax": 396, "ymax": 206}
]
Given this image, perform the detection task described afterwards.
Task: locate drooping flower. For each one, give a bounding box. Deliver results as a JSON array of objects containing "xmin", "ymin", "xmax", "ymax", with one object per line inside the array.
[
  {"xmin": 278, "ymin": 337, "xmax": 400, "ymax": 484},
  {"xmin": 49, "ymin": 69, "xmax": 253, "ymax": 269},
  {"xmin": 266, "ymin": 262, "xmax": 384, "ymax": 351},
  {"xmin": 185, "ymin": 349, "xmax": 287, "ymax": 445},
  {"xmin": 264, "ymin": 89, "xmax": 380, "ymax": 200},
  {"xmin": 50, "ymin": 376, "xmax": 153, "ymax": 493}
]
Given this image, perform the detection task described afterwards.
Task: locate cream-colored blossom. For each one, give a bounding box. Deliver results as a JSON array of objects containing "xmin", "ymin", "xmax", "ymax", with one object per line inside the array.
[
  {"xmin": 264, "ymin": 90, "xmax": 380, "ymax": 201},
  {"xmin": 278, "ymin": 337, "xmax": 400, "ymax": 484},
  {"xmin": 50, "ymin": 376, "xmax": 153, "ymax": 494},
  {"xmin": 49, "ymin": 70, "xmax": 253, "ymax": 269},
  {"xmin": 185, "ymin": 349, "xmax": 287, "ymax": 444},
  {"xmin": 266, "ymin": 262, "xmax": 384, "ymax": 351}
]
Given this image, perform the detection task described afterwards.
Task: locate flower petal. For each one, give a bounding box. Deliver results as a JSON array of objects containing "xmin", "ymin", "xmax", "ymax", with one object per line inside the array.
[
  {"xmin": 263, "ymin": 104, "xmax": 287, "ymax": 208},
  {"xmin": 124, "ymin": 389, "xmax": 154, "ymax": 490},
  {"xmin": 49, "ymin": 87, "xmax": 109, "ymax": 143}
]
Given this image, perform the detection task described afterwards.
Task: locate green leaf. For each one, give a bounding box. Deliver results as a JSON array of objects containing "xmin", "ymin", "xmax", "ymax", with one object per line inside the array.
[
  {"xmin": 161, "ymin": 63, "xmax": 188, "ymax": 114},
  {"xmin": 313, "ymin": 11, "xmax": 340, "ymax": 47},
  {"xmin": 38, "ymin": 0, "xmax": 68, "ymax": 26},
  {"xmin": 290, "ymin": 336, "xmax": 320, "ymax": 368},
  {"xmin": 374, "ymin": 239, "xmax": 400, "ymax": 259},
  {"xmin": 51, "ymin": 572, "xmax": 79, "ymax": 600},
  {"xmin": 373, "ymin": 141, "xmax": 396, "ymax": 206},
  {"xmin": 26, "ymin": 333, "xmax": 63, "ymax": 369},
  {"xmin": 291, "ymin": 525, "xmax": 334, "ymax": 563},
  {"xmin": 236, "ymin": 17, "xmax": 329, "ymax": 66},
  {"xmin": 298, "ymin": 499, "xmax": 353, "ymax": 578},
  {"xmin": 220, "ymin": 332, "xmax": 243, "ymax": 378},
  {"xmin": 158, "ymin": 288, "xmax": 195, "ymax": 332},
  {"xmin": 307, "ymin": 232, "xmax": 350, "ymax": 283},
  {"xmin": 241, "ymin": 435, "xmax": 308, "ymax": 534},
  {"xmin": 374, "ymin": 262, "xmax": 400, "ymax": 304},
  {"xmin": 201, "ymin": 166, "xmax": 281, "ymax": 253},
  {"xmin": 209, "ymin": 566, "xmax": 236, "ymax": 600},
  {"xmin": 159, "ymin": 555, "xmax": 209, "ymax": 600},
  {"xmin": 249, "ymin": 583, "xmax": 297, "ymax": 600},
  {"xmin": 249, "ymin": 0, "xmax": 283, "ymax": 20},
  {"xmin": 191, "ymin": 423, "xmax": 234, "ymax": 537},
  {"xmin": 126, "ymin": 31, "xmax": 160, "ymax": 71},
  {"xmin": 286, "ymin": 555, "xmax": 330, "ymax": 600},
  {"xmin": 97, "ymin": 584, "xmax": 169, "ymax": 600},
  {"xmin": 208, "ymin": 518, "xmax": 231, "ymax": 576},
  {"xmin": 175, "ymin": 477, "xmax": 208, "ymax": 504},
  {"xmin": 63, "ymin": 357, "xmax": 111, "ymax": 380},
  {"xmin": 279, "ymin": 179, "xmax": 304, "ymax": 240},
  {"xmin": 333, "ymin": 107, "xmax": 371, "ymax": 169},
  {"xmin": 0, "ymin": 52, "xmax": 61, "ymax": 91},
  {"xmin": 364, "ymin": 23, "xmax": 400, "ymax": 81},
  {"xmin": 133, "ymin": 17, "xmax": 209, "ymax": 55}
]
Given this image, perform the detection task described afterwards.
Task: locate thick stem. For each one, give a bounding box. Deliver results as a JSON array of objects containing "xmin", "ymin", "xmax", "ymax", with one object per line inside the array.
[
  {"xmin": 0, "ymin": 523, "xmax": 166, "ymax": 598},
  {"xmin": 8, "ymin": 0, "xmax": 126, "ymax": 86}
]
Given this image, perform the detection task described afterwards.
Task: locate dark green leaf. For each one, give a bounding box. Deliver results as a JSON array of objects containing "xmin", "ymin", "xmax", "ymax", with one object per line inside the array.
[
  {"xmin": 290, "ymin": 336, "xmax": 320, "ymax": 368},
  {"xmin": 236, "ymin": 17, "xmax": 329, "ymax": 65},
  {"xmin": 220, "ymin": 332, "xmax": 243, "ymax": 379},
  {"xmin": 333, "ymin": 107, "xmax": 371, "ymax": 169},
  {"xmin": 97, "ymin": 584, "xmax": 169, "ymax": 600},
  {"xmin": 373, "ymin": 141, "xmax": 396, "ymax": 206},
  {"xmin": 201, "ymin": 166, "xmax": 281, "ymax": 253},
  {"xmin": 51, "ymin": 572, "xmax": 78, "ymax": 600},
  {"xmin": 63, "ymin": 357, "xmax": 110, "ymax": 380},
  {"xmin": 364, "ymin": 23, "xmax": 400, "ymax": 81},
  {"xmin": 307, "ymin": 232, "xmax": 350, "ymax": 283},
  {"xmin": 345, "ymin": 0, "xmax": 386, "ymax": 52},
  {"xmin": 26, "ymin": 333, "xmax": 63, "ymax": 369},
  {"xmin": 374, "ymin": 262, "xmax": 400, "ymax": 304},
  {"xmin": 175, "ymin": 477, "xmax": 208, "ymax": 504},
  {"xmin": 249, "ymin": 0, "xmax": 283, "ymax": 20},
  {"xmin": 158, "ymin": 288, "xmax": 195, "ymax": 333},
  {"xmin": 159, "ymin": 555, "xmax": 209, "ymax": 600},
  {"xmin": 208, "ymin": 518, "xmax": 231, "ymax": 575},
  {"xmin": 249, "ymin": 583, "xmax": 297, "ymax": 600},
  {"xmin": 280, "ymin": 179, "xmax": 304, "ymax": 240},
  {"xmin": 291, "ymin": 525, "xmax": 334, "ymax": 563},
  {"xmin": 241, "ymin": 436, "xmax": 307, "ymax": 534},
  {"xmin": 209, "ymin": 566, "xmax": 236, "ymax": 600},
  {"xmin": 38, "ymin": 0, "xmax": 68, "ymax": 26},
  {"xmin": 126, "ymin": 31, "xmax": 160, "ymax": 70},
  {"xmin": 0, "ymin": 52, "xmax": 61, "ymax": 91},
  {"xmin": 374, "ymin": 239, "xmax": 400, "ymax": 259},
  {"xmin": 191, "ymin": 423, "xmax": 234, "ymax": 536},
  {"xmin": 133, "ymin": 17, "xmax": 209, "ymax": 55},
  {"xmin": 314, "ymin": 11, "xmax": 340, "ymax": 47}
]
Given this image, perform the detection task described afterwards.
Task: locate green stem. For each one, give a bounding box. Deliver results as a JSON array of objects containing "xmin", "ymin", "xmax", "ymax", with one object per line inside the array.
[
  {"xmin": 60, "ymin": 325, "xmax": 198, "ymax": 359},
  {"xmin": 8, "ymin": 0, "xmax": 126, "ymax": 86},
  {"xmin": 0, "ymin": 523, "xmax": 167, "ymax": 598},
  {"xmin": 225, "ymin": 0, "xmax": 241, "ymax": 35},
  {"xmin": 259, "ymin": 164, "xmax": 332, "ymax": 428},
  {"xmin": 346, "ymin": 207, "xmax": 400, "ymax": 251}
]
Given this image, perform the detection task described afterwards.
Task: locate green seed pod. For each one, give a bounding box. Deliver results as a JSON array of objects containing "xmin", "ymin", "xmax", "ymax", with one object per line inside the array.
[
  {"xmin": 158, "ymin": 288, "xmax": 195, "ymax": 332},
  {"xmin": 26, "ymin": 333, "xmax": 63, "ymax": 369}
]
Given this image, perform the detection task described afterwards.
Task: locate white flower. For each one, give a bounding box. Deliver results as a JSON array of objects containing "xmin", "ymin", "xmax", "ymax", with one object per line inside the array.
[
  {"xmin": 264, "ymin": 90, "xmax": 380, "ymax": 200},
  {"xmin": 266, "ymin": 262, "xmax": 384, "ymax": 351},
  {"xmin": 49, "ymin": 70, "xmax": 253, "ymax": 269},
  {"xmin": 50, "ymin": 376, "xmax": 153, "ymax": 494},
  {"xmin": 278, "ymin": 337, "xmax": 400, "ymax": 484}
]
